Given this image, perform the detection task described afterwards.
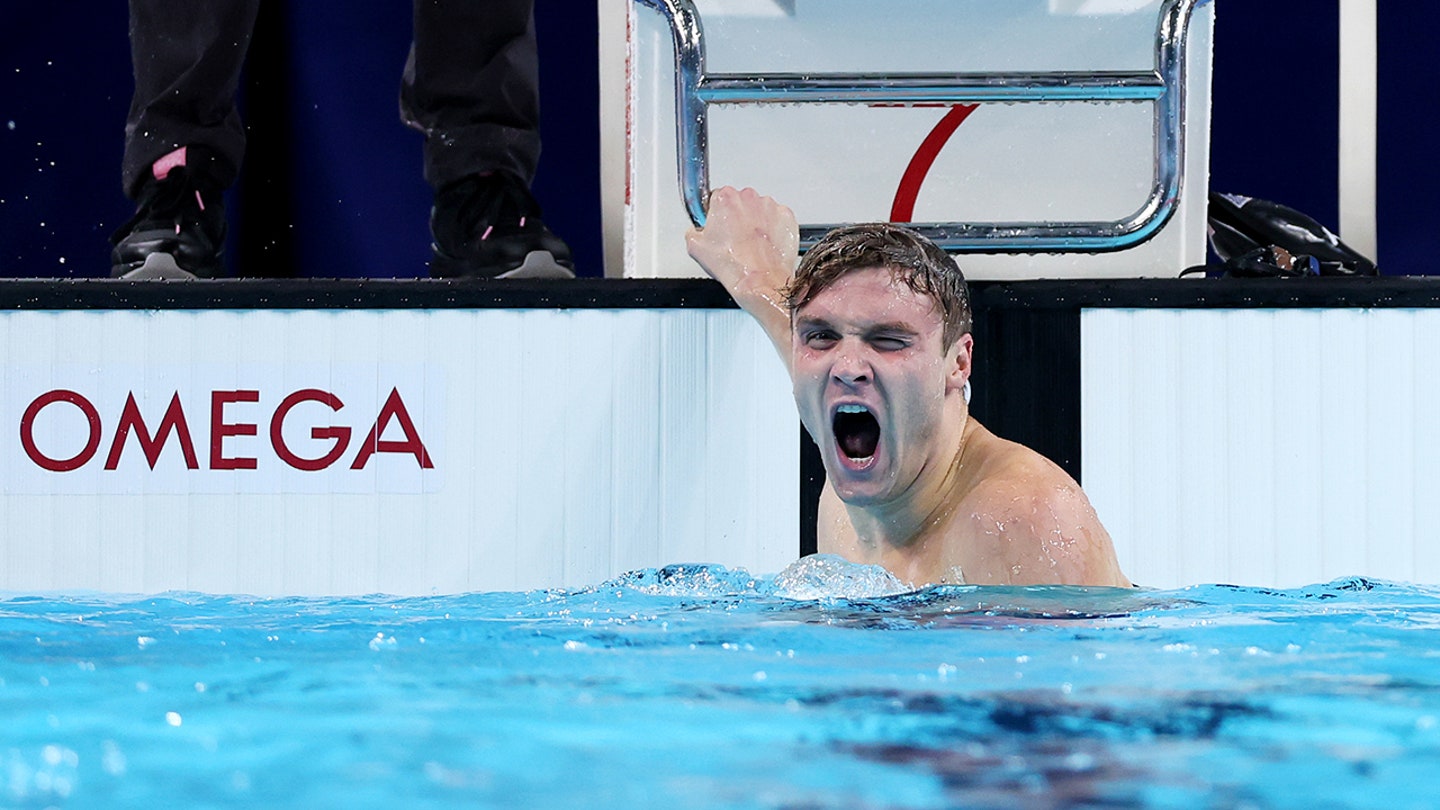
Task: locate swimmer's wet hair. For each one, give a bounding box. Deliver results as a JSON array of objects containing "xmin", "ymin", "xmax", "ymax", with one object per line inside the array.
[{"xmin": 784, "ymin": 222, "xmax": 972, "ymax": 347}]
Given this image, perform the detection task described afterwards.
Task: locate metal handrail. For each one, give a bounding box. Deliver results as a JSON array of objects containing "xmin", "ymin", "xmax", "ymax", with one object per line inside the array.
[{"xmin": 633, "ymin": 0, "xmax": 1212, "ymax": 252}]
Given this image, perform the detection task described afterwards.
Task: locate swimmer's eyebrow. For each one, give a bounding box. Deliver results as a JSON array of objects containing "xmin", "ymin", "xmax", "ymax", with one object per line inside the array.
[
  {"xmin": 794, "ymin": 316, "xmax": 835, "ymax": 333},
  {"xmin": 793, "ymin": 316, "xmax": 920, "ymax": 338},
  {"xmin": 864, "ymin": 321, "xmax": 920, "ymax": 338}
]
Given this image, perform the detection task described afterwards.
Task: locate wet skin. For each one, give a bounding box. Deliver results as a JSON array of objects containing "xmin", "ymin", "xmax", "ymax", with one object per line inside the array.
[
  {"xmin": 791, "ymin": 267, "xmax": 967, "ymax": 511},
  {"xmin": 686, "ymin": 186, "xmax": 1130, "ymax": 588}
]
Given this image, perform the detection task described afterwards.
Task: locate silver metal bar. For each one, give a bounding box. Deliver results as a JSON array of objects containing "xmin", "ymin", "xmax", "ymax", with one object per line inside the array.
[
  {"xmin": 698, "ymin": 72, "xmax": 1167, "ymax": 105},
  {"xmin": 633, "ymin": 0, "xmax": 1211, "ymax": 253}
]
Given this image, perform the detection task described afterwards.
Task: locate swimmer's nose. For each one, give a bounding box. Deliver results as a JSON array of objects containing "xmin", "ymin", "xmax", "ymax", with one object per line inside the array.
[{"xmin": 831, "ymin": 348, "xmax": 871, "ymax": 386}]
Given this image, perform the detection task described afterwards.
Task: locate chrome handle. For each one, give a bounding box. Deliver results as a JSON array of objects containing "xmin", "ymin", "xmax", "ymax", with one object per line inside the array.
[{"xmin": 633, "ymin": 0, "xmax": 1211, "ymax": 253}]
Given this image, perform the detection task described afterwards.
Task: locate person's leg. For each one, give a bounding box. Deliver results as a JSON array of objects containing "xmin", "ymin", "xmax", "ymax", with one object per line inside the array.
[
  {"xmin": 122, "ymin": 0, "xmax": 261, "ymax": 197},
  {"xmin": 403, "ymin": 0, "xmax": 572, "ymax": 278},
  {"xmin": 402, "ymin": 0, "xmax": 540, "ymax": 188},
  {"xmin": 114, "ymin": 0, "xmax": 261, "ymax": 278}
]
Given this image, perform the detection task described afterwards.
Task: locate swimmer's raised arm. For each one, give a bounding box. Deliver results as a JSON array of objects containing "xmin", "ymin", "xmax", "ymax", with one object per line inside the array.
[{"xmin": 686, "ymin": 187, "xmax": 799, "ymax": 372}]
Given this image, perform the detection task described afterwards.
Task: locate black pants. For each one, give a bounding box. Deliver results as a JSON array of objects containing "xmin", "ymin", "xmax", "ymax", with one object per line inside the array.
[{"xmin": 121, "ymin": 0, "xmax": 541, "ymax": 199}]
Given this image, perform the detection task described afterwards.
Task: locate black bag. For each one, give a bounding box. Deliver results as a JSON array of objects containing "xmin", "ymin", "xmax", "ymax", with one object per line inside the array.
[{"xmin": 1183, "ymin": 193, "xmax": 1378, "ymax": 278}]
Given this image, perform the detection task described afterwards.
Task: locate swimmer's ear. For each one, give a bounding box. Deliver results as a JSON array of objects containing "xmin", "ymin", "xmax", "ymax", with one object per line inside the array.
[{"xmin": 946, "ymin": 333, "xmax": 974, "ymax": 396}]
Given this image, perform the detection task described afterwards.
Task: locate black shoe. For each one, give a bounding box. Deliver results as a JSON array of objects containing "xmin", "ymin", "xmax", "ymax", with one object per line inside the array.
[
  {"xmin": 110, "ymin": 163, "xmax": 227, "ymax": 279},
  {"xmin": 429, "ymin": 174, "xmax": 575, "ymax": 279}
]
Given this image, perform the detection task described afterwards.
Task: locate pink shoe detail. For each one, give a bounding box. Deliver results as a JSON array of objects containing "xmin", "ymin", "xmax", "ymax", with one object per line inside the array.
[{"xmin": 152, "ymin": 146, "xmax": 188, "ymax": 182}]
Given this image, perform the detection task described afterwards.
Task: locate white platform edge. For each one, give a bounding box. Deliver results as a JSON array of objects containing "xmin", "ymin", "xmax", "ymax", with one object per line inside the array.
[{"xmin": 0, "ymin": 308, "xmax": 799, "ymax": 596}]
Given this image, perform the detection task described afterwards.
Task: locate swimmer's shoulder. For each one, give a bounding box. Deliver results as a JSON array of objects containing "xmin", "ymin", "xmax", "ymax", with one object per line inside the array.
[
  {"xmin": 961, "ymin": 420, "xmax": 1082, "ymax": 496},
  {"xmin": 955, "ymin": 423, "xmax": 1129, "ymax": 586}
]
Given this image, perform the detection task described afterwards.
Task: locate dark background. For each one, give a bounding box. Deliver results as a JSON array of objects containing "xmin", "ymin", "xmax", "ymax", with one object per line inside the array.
[{"xmin": 1, "ymin": 2, "xmax": 1432, "ymax": 279}]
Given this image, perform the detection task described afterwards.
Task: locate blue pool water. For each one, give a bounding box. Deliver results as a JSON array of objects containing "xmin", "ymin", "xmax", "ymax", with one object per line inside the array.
[{"xmin": 3, "ymin": 559, "xmax": 1439, "ymax": 809}]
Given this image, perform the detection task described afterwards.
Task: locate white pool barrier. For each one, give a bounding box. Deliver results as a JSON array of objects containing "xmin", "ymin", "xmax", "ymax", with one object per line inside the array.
[
  {"xmin": 0, "ymin": 284, "xmax": 797, "ymax": 595},
  {"xmin": 4, "ymin": 279, "xmax": 1439, "ymax": 593},
  {"xmin": 1084, "ymin": 304, "xmax": 1440, "ymax": 591}
]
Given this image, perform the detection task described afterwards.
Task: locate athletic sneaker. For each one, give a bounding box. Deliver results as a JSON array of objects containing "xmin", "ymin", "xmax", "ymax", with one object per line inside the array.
[
  {"xmin": 110, "ymin": 147, "xmax": 227, "ymax": 279},
  {"xmin": 429, "ymin": 173, "xmax": 575, "ymax": 279}
]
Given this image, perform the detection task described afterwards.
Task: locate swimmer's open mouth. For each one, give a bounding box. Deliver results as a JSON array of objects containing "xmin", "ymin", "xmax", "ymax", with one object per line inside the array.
[{"xmin": 834, "ymin": 404, "xmax": 880, "ymax": 461}]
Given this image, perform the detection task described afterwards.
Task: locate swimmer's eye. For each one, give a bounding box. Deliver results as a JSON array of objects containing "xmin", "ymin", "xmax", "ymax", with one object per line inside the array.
[
  {"xmin": 802, "ymin": 330, "xmax": 839, "ymax": 349},
  {"xmin": 869, "ymin": 335, "xmax": 911, "ymax": 352}
]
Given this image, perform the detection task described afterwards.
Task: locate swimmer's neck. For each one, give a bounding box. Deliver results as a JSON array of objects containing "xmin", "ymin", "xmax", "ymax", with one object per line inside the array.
[{"xmin": 847, "ymin": 412, "xmax": 982, "ymax": 558}]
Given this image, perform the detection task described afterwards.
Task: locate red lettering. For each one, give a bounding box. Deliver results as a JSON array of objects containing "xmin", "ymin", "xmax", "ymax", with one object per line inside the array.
[
  {"xmin": 211, "ymin": 390, "xmax": 259, "ymax": 470},
  {"xmin": 104, "ymin": 392, "xmax": 199, "ymax": 470},
  {"xmin": 20, "ymin": 390, "xmax": 102, "ymax": 472},
  {"xmin": 271, "ymin": 389, "xmax": 351, "ymax": 471},
  {"xmin": 20, "ymin": 386, "xmax": 434, "ymax": 474},
  {"xmin": 350, "ymin": 387, "xmax": 434, "ymax": 470}
]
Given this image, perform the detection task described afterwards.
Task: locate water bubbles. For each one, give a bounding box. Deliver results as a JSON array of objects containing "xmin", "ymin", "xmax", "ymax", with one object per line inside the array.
[
  {"xmin": 101, "ymin": 741, "xmax": 127, "ymax": 776},
  {"xmin": 368, "ymin": 632, "xmax": 397, "ymax": 651},
  {"xmin": 165, "ymin": 711, "xmax": 182, "ymax": 727},
  {"xmin": 136, "ymin": 636, "xmax": 156, "ymax": 650},
  {"xmin": 29, "ymin": 745, "xmax": 78, "ymax": 798},
  {"xmin": 6, "ymin": 121, "xmax": 14, "ymax": 130}
]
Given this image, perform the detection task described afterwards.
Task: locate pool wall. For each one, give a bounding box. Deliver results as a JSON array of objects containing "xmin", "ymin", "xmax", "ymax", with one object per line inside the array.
[
  {"xmin": 4, "ymin": 277, "xmax": 1438, "ymax": 594},
  {"xmin": 0, "ymin": 281, "xmax": 797, "ymax": 595},
  {"xmin": 968, "ymin": 278, "xmax": 1440, "ymax": 590},
  {"xmin": 1084, "ymin": 306, "xmax": 1440, "ymax": 589}
]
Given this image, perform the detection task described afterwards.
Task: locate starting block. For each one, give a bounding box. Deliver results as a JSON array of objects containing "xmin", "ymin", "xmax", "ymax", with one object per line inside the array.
[{"xmin": 609, "ymin": 0, "xmax": 1215, "ymax": 279}]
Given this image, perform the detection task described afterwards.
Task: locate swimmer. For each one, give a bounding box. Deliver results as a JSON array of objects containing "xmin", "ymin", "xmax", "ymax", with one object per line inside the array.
[{"xmin": 687, "ymin": 187, "xmax": 1130, "ymax": 588}]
